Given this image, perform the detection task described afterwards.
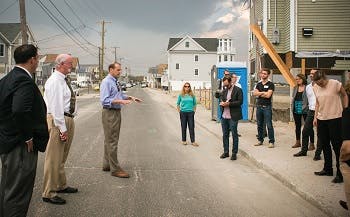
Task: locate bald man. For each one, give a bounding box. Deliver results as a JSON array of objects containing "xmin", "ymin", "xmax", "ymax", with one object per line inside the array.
[{"xmin": 42, "ymin": 54, "xmax": 78, "ymax": 205}]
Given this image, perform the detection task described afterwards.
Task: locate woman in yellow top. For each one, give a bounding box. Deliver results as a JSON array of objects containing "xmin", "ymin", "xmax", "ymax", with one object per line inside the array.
[{"xmin": 176, "ymin": 82, "xmax": 198, "ymax": 146}]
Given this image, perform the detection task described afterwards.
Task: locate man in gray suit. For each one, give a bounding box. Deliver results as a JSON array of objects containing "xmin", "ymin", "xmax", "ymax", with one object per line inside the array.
[{"xmin": 0, "ymin": 44, "xmax": 49, "ymax": 216}]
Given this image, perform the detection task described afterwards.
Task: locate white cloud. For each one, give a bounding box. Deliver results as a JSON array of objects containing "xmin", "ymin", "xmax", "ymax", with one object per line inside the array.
[{"xmin": 216, "ymin": 13, "xmax": 234, "ymax": 23}]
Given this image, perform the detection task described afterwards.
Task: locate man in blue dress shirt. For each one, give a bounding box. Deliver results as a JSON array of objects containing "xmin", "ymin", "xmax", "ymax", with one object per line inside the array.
[{"xmin": 100, "ymin": 62, "xmax": 142, "ymax": 178}]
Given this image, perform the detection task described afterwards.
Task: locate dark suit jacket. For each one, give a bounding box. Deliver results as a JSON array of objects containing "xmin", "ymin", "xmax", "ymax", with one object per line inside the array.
[
  {"xmin": 220, "ymin": 85, "xmax": 243, "ymax": 121},
  {"xmin": 0, "ymin": 66, "xmax": 49, "ymax": 154}
]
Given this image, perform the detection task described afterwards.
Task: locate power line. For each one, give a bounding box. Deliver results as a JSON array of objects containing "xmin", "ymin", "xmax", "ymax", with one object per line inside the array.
[
  {"xmin": 0, "ymin": 0, "xmax": 18, "ymax": 16},
  {"xmin": 33, "ymin": 0, "xmax": 98, "ymax": 57},
  {"xmin": 47, "ymin": 0, "xmax": 98, "ymax": 48},
  {"xmin": 63, "ymin": 0, "xmax": 85, "ymax": 28},
  {"xmin": 36, "ymin": 25, "xmax": 85, "ymax": 42}
]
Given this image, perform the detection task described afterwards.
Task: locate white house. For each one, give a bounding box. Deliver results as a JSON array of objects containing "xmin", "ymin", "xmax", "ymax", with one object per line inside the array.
[
  {"xmin": 167, "ymin": 36, "xmax": 218, "ymax": 91},
  {"xmin": 217, "ymin": 34, "xmax": 236, "ymax": 64}
]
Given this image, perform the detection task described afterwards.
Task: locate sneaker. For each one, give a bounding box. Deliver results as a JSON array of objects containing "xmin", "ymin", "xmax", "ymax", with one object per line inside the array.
[
  {"xmin": 254, "ymin": 141, "xmax": 263, "ymax": 146},
  {"xmin": 182, "ymin": 141, "xmax": 187, "ymax": 145},
  {"xmin": 268, "ymin": 143, "xmax": 274, "ymax": 148}
]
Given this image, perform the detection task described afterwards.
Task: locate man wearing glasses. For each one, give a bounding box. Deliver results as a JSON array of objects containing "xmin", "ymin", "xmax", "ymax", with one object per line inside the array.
[
  {"xmin": 42, "ymin": 54, "xmax": 78, "ymax": 204},
  {"xmin": 100, "ymin": 62, "xmax": 142, "ymax": 179}
]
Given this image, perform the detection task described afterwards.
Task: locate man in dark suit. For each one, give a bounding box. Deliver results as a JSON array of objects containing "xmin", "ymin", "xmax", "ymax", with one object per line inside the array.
[
  {"xmin": 0, "ymin": 44, "xmax": 49, "ymax": 217},
  {"xmin": 217, "ymin": 76, "xmax": 243, "ymax": 160}
]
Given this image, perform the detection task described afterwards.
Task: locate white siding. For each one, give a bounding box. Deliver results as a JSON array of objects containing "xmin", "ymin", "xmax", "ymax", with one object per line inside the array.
[{"xmin": 168, "ymin": 52, "xmax": 216, "ymax": 91}]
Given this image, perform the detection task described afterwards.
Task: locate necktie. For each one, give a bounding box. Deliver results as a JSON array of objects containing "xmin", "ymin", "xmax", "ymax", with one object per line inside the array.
[
  {"xmin": 65, "ymin": 77, "xmax": 76, "ymax": 114},
  {"xmin": 116, "ymin": 80, "xmax": 120, "ymax": 92}
]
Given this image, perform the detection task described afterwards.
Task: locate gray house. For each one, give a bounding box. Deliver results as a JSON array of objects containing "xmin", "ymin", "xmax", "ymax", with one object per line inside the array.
[
  {"xmin": 0, "ymin": 23, "xmax": 36, "ymax": 75},
  {"xmin": 250, "ymin": 0, "xmax": 350, "ymax": 81}
]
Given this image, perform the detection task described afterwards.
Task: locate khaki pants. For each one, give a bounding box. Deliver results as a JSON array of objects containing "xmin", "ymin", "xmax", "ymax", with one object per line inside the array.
[
  {"xmin": 42, "ymin": 114, "xmax": 75, "ymax": 198},
  {"xmin": 102, "ymin": 109, "xmax": 121, "ymax": 173}
]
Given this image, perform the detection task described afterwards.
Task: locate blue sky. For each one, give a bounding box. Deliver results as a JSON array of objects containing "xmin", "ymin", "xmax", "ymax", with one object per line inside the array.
[{"xmin": 0, "ymin": 0, "xmax": 249, "ymax": 75}]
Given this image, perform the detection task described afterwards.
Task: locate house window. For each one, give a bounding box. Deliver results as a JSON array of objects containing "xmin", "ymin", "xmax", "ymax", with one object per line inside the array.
[
  {"xmin": 219, "ymin": 56, "xmax": 221, "ymax": 62},
  {"xmin": 194, "ymin": 55, "xmax": 198, "ymax": 62},
  {"xmin": 0, "ymin": 44, "xmax": 4, "ymax": 57},
  {"xmin": 176, "ymin": 63, "xmax": 179, "ymax": 69},
  {"xmin": 185, "ymin": 42, "xmax": 189, "ymax": 48},
  {"xmin": 194, "ymin": 69, "xmax": 199, "ymax": 76},
  {"xmin": 230, "ymin": 55, "xmax": 233, "ymax": 61},
  {"xmin": 224, "ymin": 55, "xmax": 227, "ymax": 61}
]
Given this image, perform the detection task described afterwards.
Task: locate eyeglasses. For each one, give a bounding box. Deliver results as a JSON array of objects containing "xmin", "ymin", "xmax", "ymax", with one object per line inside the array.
[{"xmin": 184, "ymin": 86, "xmax": 190, "ymax": 88}]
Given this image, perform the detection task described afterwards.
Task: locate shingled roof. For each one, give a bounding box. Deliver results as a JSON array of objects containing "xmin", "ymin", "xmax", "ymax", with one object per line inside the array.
[
  {"xmin": 167, "ymin": 37, "xmax": 218, "ymax": 52},
  {"xmin": 0, "ymin": 23, "xmax": 21, "ymax": 43}
]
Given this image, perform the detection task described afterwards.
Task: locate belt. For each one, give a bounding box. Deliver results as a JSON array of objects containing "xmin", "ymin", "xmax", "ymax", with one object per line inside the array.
[
  {"xmin": 256, "ymin": 105, "xmax": 270, "ymax": 108},
  {"xmin": 103, "ymin": 107, "xmax": 121, "ymax": 111},
  {"xmin": 64, "ymin": 112, "xmax": 74, "ymax": 118}
]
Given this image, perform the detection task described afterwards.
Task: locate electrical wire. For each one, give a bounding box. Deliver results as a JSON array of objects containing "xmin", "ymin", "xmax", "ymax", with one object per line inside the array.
[
  {"xmin": 33, "ymin": 0, "xmax": 98, "ymax": 57},
  {"xmin": 47, "ymin": 0, "xmax": 98, "ymax": 48},
  {"xmin": 0, "ymin": 0, "xmax": 18, "ymax": 16}
]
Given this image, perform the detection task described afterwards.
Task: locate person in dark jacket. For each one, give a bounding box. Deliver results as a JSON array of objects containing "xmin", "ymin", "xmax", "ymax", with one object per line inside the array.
[
  {"xmin": 217, "ymin": 76, "xmax": 243, "ymax": 160},
  {"xmin": 0, "ymin": 44, "xmax": 49, "ymax": 217}
]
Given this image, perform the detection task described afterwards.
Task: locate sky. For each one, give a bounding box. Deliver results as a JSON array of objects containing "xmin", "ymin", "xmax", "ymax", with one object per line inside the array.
[{"xmin": 0, "ymin": 0, "xmax": 249, "ymax": 75}]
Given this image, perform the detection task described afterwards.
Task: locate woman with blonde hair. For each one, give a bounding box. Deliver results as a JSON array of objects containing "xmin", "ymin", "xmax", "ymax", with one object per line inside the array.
[{"xmin": 176, "ymin": 82, "xmax": 198, "ymax": 146}]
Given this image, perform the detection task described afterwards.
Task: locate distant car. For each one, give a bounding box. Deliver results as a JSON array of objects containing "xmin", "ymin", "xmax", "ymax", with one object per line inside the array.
[
  {"xmin": 141, "ymin": 83, "xmax": 147, "ymax": 88},
  {"xmin": 120, "ymin": 82, "xmax": 127, "ymax": 91},
  {"xmin": 126, "ymin": 83, "xmax": 132, "ymax": 88},
  {"xmin": 71, "ymin": 84, "xmax": 80, "ymax": 96}
]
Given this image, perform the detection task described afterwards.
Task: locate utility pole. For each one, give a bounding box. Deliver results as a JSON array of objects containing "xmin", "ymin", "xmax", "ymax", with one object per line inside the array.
[
  {"xmin": 112, "ymin": 46, "xmax": 120, "ymax": 62},
  {"xmin": 19, "ymin": 0, "xmax": 28, "ymax": 44},
  {"xmin": 99, "ymin": 20, "xmax": 111, "ymax": 82}
]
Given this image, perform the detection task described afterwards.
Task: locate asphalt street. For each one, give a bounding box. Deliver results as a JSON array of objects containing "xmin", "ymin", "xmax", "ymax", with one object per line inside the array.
[{"xmin": 12, "ymin": 87, "xmax": 327, "ymax": 217}]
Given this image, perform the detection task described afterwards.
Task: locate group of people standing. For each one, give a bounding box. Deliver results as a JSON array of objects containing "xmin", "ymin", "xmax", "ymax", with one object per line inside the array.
[
  {"xmin": 0, "ymin": 44, "xmax": 142, "ymax": 216},
  {"xmin": 291, "ymin": 69, "xmax": 349, "ymax": 185}
]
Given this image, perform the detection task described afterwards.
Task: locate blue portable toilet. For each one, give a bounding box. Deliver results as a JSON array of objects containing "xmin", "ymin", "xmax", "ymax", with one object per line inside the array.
[{"xmin": 215, "ymin": 61, "xmax": 248, "ymax": 121}]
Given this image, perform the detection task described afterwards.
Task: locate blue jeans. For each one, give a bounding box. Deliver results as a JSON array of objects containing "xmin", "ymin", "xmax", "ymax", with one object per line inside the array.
[
  {"xmin": 180, "ymin": 111, "xmax": 195, "ymax": 143},
  {"xmin": 256, "ymin": 105, "xmax": 275, "ymax": 143},
  {"xmin": 221, "ymin": 118, "xmax": 239, "ymax": 154}
]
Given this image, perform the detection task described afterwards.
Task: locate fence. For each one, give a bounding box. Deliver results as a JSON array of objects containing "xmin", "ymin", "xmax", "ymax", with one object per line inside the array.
[{"xmin": 193, "ymin": 87, "xmax": 212, "ymax": 110}]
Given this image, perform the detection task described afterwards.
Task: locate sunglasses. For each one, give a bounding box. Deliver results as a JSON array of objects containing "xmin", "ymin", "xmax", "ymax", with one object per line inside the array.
[{"xmin": 184, "ymin": 86, "xmax": 190, "ymax": 88}]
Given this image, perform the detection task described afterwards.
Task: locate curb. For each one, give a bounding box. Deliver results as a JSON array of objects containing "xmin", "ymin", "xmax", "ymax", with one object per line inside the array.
[{"xmin": 166, "ymin": 100, "xmax": 334, "ymax": 217}]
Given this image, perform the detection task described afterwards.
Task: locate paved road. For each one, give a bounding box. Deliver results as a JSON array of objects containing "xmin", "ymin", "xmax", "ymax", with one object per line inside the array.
[{"xmin": 22, "ymin": 87, "xmax": 327, "ymax": 217}]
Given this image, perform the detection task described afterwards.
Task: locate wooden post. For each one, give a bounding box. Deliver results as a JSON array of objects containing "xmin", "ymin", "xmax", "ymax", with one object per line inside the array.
[
  {"xmin": 301, "ymin": 59, "xmax": 306, "ymax": 75},
  {"xmin": 250, "ymin": 24, "xmax": 296, "ymax": 87}
]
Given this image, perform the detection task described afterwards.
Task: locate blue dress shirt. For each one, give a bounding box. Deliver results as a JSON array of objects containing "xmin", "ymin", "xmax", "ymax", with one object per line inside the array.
[{"xmin": 100, "ymin": 74, "xmax": 128, "ymax": 109}]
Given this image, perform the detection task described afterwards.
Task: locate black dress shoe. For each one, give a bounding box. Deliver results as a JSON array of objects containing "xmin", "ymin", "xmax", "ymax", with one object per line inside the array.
[
  {"xmin": 230, "ymin": 154, "xmax": 237, "ymax": 160},
  {"xmin": 220, "ymin": 153, "xmax": 229, "ymax": 159},
  {"xmin": 43, "ymin": 196, "xmax": 66, "ymax": 205},
  {"xmin": 293, "ymin": 151, "xmax": 307, "ymax": 157},
  {"xmin": 313, "ymin": 155, "xmax": 321, "ymax": 161},
  {"xmin": 339, "ymin": 200, "xmax": 348, "ymax": 210},
  {"xmin": 57, "ymin": 187, "xmax": 78, "ymax": 193},
  {"xmin": 332, "ymin": 175, "xmax": 343, "ymax": 183},
  {"xmin": 314, "ymin": 170, "xmax": 333, "ymax": 176}
]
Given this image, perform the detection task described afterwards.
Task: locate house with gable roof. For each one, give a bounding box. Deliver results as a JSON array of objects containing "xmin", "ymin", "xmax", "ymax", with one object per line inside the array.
[
  {"xmin": 167, "ymin": 36, "xmax": 219, "ymax": 91},
  {"xmin": 0, "ymin": 23, "xmax": 36, "ymax": 75}
]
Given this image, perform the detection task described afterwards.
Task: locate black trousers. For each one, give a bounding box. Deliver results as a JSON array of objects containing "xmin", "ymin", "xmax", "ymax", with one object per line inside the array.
[
  {"xmin": 301, "ymin": 110, "xmax": 318, "ymax": 153},
  {"xmin": 317, "ymin": 118, "xmax": 342, "ymax": 173},
  {"xmin": 0, "ymin": 143, "xmax": 38, "ymax": 217},
  {"xmin": 293, "ymin": 113, "xmax": 310, "ymax": 141},
  {"xmin": 180, "ymin": 111, "xmax": 195, "ymax": 143}
]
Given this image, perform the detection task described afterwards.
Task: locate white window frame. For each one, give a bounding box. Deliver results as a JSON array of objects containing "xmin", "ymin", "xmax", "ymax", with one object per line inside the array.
[
  {"xmin": 0, "ymin": 43, "xmax": 5, "ymax": 57},
  {"xmin": 194, "ymin": 68, "xmax": 199, "ymax": 76}
]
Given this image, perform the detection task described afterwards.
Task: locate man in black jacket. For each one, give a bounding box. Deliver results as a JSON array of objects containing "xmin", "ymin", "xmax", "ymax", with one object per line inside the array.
[
  {"xmin": 0, "ymin": 44, "xmax": 49, "ymax": 217},
  {"xmin": 217, "ymin": 76, "xmax": 243, "ymax": 160}
]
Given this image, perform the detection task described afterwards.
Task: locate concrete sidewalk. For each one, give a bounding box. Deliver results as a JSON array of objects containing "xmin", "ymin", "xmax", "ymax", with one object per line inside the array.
[{"xmin": 148, "ymin": 88, "xmax": 347, "ymax": 217}]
